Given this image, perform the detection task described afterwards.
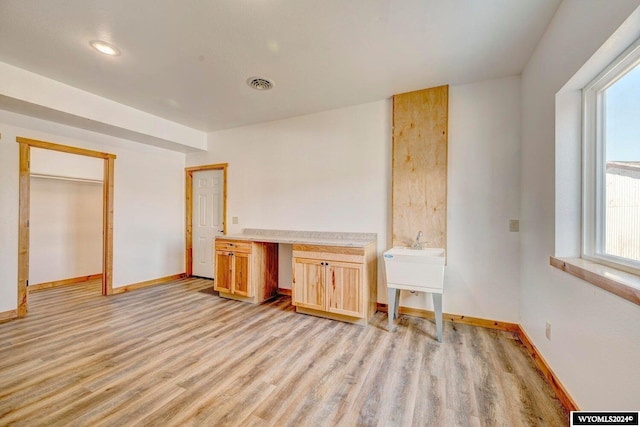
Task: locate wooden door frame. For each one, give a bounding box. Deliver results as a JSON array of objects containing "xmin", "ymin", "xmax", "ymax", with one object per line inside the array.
[
  {"xmin": 17, "ymin": 137, "xmax": 116, "ymax": 317},
  {"xmin": 185, "ymin": 163, "xmax": 228, "ymax": 277}
]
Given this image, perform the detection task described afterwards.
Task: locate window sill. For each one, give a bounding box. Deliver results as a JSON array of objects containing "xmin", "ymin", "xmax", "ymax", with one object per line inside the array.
[{"xmin": 550, "ymin": 257, "xmax": 640, "ymax": 305}]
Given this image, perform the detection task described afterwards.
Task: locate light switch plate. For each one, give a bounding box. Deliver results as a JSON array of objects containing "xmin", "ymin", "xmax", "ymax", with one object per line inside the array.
[
  {"xmin": 232, "ymin": 216, "xmax": 238, "ymax": 224},
  {"xmin": 509, "ymin": 219, "xmax": 519, "ymax": 232}
]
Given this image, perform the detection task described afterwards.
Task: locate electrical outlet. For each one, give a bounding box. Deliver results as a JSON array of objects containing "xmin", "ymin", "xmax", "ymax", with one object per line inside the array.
[
  {"xmin": 232, "ymin": 216, "xmax": 238, "ymax": 224},
  {"xmin": 509, "ymin": 219, "xmax": 520, "ymax": 232},
  {"xmin": 545, "ymin": 321, "xmax": 551, "ymax": 340}
]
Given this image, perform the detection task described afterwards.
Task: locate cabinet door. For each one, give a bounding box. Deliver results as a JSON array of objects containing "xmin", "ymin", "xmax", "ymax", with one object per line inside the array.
[
  {"xmin": 232, "ymin": 252, "xmax": 252, "ymax": 297},
  {"xmin": 292, "ymin": 258, "xmax": 324, "ymax": 311},
  {"xmin": 214, "ymin": 251, "xmax": 232, "ymax": 293},
  {"xmin": 325, "ymin": 261, "xmax": 363, "ymax": 317}
]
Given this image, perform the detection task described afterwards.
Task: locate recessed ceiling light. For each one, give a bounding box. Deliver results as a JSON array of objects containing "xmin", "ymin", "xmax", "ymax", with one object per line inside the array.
[
  {"xmin": 247, "ymin": 77, "xmax": 274, "ymax": 91},
  {"xmin": 89, "ymin": 40, "xmax": 121, "ymax": 56}
]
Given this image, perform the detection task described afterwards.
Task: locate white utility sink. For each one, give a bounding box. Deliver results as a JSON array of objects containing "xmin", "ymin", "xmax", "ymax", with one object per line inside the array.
[{"xmin": 383, "ymin": 247, "xmax": 446, "ymax": 342}]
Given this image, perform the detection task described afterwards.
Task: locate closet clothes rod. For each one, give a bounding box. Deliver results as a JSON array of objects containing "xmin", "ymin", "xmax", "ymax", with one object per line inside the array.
[{"xmin": 30, "ymin": 173, "xmax": 103, "ymax": 184}]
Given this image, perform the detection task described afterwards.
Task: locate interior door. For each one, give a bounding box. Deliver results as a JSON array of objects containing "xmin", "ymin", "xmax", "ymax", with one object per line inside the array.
[{"xmin": 192, "ymin": 169, "xmax": 224, "ymax": 278}]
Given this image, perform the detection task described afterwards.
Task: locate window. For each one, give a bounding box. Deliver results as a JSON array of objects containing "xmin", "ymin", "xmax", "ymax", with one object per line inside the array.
[{"xmin": 583, "ymin": 39, "xmax": 640, "ymax": 275}]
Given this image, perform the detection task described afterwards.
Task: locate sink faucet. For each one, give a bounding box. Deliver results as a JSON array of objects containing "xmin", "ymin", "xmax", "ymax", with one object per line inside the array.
[{"xmin": 411, "ymin": 231, "xmax": 424, "ymax": 249}]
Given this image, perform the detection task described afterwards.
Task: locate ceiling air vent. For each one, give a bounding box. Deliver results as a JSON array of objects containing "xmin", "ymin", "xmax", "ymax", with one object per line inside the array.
[{"xmin": 247, "ymin": 77, "xmax": 274, "ymax": 91}]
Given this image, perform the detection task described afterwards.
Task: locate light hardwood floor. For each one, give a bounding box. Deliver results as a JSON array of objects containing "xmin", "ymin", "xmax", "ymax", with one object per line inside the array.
[{"xmin": 0, "ymin": 278, "xmax": 567, "ymax": 426}]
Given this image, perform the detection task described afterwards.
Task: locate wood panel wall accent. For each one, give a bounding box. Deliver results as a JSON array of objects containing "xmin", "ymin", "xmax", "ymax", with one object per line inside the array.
[
  {"xmin": 185, "ymin": 163, "xmax": 228, "ymax": 277},
  {"xmin": 111, "ymin": 273, "xmax": 187, "ymax": 295},
  {"xmin": 392, "ymin": 85, "xmax": 448, "ymax": 248},
  {"xmin": 28, "ymin": 273, "xmax": 103, "ymax": 292},
  {"xmin": 16, "ymin": 137, "xmax": 116, "ymax": 317},
  {"xmin": 376, "ymin": 302, "xmax": 579, "ymax": 412}
]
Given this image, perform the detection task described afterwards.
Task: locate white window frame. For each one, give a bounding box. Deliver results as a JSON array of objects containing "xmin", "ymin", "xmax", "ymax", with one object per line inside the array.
[{"xmin": 582, "ymin": 38, "xmax": 640, "ymax": 276}]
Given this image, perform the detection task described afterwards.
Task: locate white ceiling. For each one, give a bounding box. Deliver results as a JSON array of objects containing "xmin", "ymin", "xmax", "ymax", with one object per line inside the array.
[{"xmin": 0, "ymin": 0, "xmax": 560, "ymax": 132}]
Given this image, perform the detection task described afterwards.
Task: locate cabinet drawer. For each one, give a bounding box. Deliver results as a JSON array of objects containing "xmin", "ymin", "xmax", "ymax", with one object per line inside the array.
[
  {"xmin": 292, "ymin": 244, "xmax": 364, "ymax": 263},
  {"xmin": 215, "ymin": 239, "xmax": 252, "ymax": 253}
]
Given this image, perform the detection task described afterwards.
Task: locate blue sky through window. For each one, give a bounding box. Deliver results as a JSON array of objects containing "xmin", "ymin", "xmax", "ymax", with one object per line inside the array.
[{"xmin": 605, "ymin": 62, "xmax": 640, "ymax": 161}]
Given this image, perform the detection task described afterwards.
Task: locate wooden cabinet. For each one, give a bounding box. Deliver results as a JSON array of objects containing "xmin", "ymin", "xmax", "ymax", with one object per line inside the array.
[
  {"xmin": 292, "ymin": 258, "xmax": 325, "ymax": 311},
  {"xmin": 215, "ymin": 250, "xmax": 233, "ymax": 293},
  {"xmin": 214, "ymin": 239, "xmax": 278, "ymax": 304},
  {"xmin": 215, "ymin": 250, "xmax": 251, "ymax": 297},
  {"xmin": 292, "ymin": 243, "xmax": 377, "ymax": 324},
  {"xmin": 325, "ymin": 261, "xmax": 362, "ymax": 317}
]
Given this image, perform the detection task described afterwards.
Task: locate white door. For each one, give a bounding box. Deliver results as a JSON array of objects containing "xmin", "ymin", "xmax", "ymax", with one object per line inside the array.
[{"xmin": 192, "ymin": 169, "xmax": 224, "ymax": 278}]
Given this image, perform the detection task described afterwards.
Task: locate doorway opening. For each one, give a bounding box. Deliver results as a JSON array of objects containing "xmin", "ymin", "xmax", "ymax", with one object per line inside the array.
[
  {"xmin": 17, "ymin": 137, "xmax": 115, "ymax": 317},
  {"xmin": 185, "ymin": 164, "xmax": 227, "ymax": 278},
  {"xmin": 28, "ymin": 150, "xmax": 103, "ymax": 294}
]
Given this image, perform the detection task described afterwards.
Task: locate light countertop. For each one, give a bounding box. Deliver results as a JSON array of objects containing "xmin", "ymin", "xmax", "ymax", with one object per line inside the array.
[{"xmin": 219, "ymin": 228, "xmax": 376, "ymax": 248}]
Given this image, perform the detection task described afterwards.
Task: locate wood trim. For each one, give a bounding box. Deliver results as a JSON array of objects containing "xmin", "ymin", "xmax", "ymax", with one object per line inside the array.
[
  {"xmin": 185, "ymin": 163, "xmax": 228, "ymax": 276},
  {"xmin": 16, "ymin": 137, "xmax": 116, "ymax": 159},
  {"xmin": 185, "ymin": 163, "xmax": 228, "ymax": 173},
  {"xmin": 517, "ymin": 325, "xmax": 580, "ymax": 412},
  {"xmin": 111, "ymin": 273, "xmax": 187, "ymax": 295},
  {"xmin": 550, "ymin": 256, "xmax": 640, "ymax": 305},
  {"xmin": 16, "ymin": 137, "xmax": 115, "ymax": 313},
  {"xmin": 28, "ymin": 273, "xmax": 103, "ymax": 292},
  {"xmin": 0, "ymin": 309, "xmax": 18, "ymax": 324},
  {"xmin": 185, "ymin": 170, "xmax": 193, "ymax": 276},
  {"xmin": 17, "ymin": 143, "xmax": 30, "ymax": 317},
  {"xmin": 103, "ymin": 157, "xmax": 115, "ymax": 296},
  {"xmin": 376, "ymin": 303, "xmax": 520, "ymax": 333},
  {"xmin": 277, "ymin": 288, "xmax": 292, "ymax": 296}
]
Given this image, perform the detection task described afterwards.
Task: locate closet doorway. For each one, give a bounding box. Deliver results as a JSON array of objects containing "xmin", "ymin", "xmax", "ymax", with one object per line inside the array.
[{"xmin": 17, "ymin": 137, "xmax": 115, "ymax": 317}]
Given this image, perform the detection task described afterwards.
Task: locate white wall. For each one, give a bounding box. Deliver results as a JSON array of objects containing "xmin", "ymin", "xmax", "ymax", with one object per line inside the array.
[
  {"xmin": 187, "ymin": 79, "xmax": 523, "ymax": 322},
  {"xmin": 29, "ymin": 177, "xmax": 103, "ymax": 284},
  {"xmin": 0, "ymin": 61, "xmax": 207, "ymax": 152},
  {"xmin": 187, "ymin": 100, "xmax": 392, "ymax": 293},
  {"xmin": 0, "ymin": 109, "xmax": 187, "ymax": 313},
  {"xmin": 443, "ymin": 76, "xmax": 521, "ymax": 321},
  {"xmin": 31, "ymin": 148, "xmax": 104, "ymax": 181},
  {"xmin": 0, "ymin": 123, "xmax": 19, "ymax": 312},
  {"xmin": 520, "ymin": 0, "xmax": 640, "ymax": 410}
]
